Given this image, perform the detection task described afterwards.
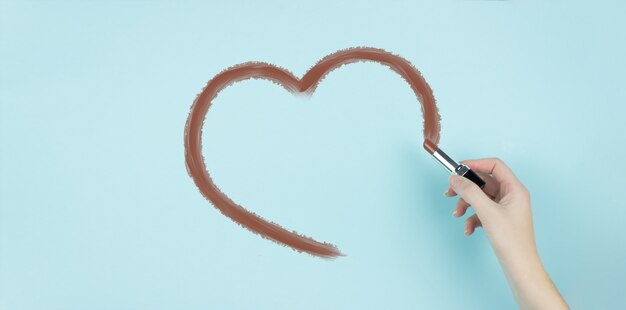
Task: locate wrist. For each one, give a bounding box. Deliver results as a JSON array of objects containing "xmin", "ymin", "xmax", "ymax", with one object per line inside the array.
[
  {"xmin": 497, "ymin": 247, "xmax": 544, "ymax": 281},
  {"xmin": 495, "ymin": 247, "xmax": 567, "ymax": 309}
]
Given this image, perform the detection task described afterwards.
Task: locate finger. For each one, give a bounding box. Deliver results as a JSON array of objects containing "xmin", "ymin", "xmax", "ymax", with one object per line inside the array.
[
  {"xmin": 444, "ymin": 187, "xmax": 457, "ymax": 197},
  {"xmin": 464, "ymin": 214, "xmax": 482, "ymax": 236},
  {"xmin": 449, "ymin": 175, "xmax": 495, "ymax": 215},
  {"xmin": 461, "ymin": 158, "xmax": 521, "ymax": 186},
  {"xmin": 446, "ymin": 173, "xmax": 498, "ymax": 199},
  {"xmin": 453, "ymin": 198, "xmax": 470, "ymax": 217}
]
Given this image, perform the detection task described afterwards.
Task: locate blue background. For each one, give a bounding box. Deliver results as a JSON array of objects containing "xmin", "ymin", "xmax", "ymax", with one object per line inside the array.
[{"xmin": 1, "ymin": 1, "xmax": 625, "ymax": 309}]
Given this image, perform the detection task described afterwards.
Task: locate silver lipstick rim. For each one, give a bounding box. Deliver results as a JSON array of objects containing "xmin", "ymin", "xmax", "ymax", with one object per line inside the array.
[{"xmin": 431, "ymin": 148, "xmax": 458, "ymax": 174}]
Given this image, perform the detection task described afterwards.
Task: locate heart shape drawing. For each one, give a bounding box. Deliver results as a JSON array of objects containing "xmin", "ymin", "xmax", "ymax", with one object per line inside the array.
[{"xmin": 185, "ymin": 47, "xmax": 441, "ymax": 258}]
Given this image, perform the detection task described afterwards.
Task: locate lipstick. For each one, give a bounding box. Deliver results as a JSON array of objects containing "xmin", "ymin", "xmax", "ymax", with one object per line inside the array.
[{"xmin": 423, "ymin": 140, "xmax": 485, "ymax": 188}]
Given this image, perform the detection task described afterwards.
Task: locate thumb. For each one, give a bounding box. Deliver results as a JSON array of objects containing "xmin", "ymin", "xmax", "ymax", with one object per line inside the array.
[{"xmin": 449, "ymin": 175, "xmax": 494, "ymax": 214}]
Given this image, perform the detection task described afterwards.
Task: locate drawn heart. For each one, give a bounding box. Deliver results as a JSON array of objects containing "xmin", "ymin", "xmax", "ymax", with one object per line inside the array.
[{"xmin": 184, "ymin": 47, "xmax": 441, "ymax": 258}]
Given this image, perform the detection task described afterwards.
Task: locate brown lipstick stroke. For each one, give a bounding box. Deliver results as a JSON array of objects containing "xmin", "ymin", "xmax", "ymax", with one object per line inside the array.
[{"xmin": 184, "ymin": 47, "xmax": 441, "ymax": 258}]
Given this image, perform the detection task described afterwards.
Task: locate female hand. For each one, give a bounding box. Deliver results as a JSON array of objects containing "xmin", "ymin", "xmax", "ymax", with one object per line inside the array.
[{"xmin": 444, "ymin": 158, "xmax": 568, "ymax": 310}]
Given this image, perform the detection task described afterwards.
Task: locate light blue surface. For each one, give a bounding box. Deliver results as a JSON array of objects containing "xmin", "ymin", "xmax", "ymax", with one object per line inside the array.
[{"xmin": 1, "ymin": 1, "xmax": 625, "ymax": 309}]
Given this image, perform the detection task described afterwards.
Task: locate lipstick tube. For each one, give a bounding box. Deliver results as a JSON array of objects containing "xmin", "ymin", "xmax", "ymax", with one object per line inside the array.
[{"xmin": 424, "ymin": 141, "xmax": 485, "ymax": 188}]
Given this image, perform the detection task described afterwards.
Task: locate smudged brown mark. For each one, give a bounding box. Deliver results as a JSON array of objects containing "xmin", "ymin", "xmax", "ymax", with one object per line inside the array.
[{"xmin": 184, "ymin": 47, "xmax": 441, "ymax": 258}]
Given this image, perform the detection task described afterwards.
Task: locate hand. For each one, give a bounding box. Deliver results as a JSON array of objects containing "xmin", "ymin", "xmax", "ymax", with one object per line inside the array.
[{"xmin": 444, "ymin": 158, "xmax": 568, "ymax": 310}]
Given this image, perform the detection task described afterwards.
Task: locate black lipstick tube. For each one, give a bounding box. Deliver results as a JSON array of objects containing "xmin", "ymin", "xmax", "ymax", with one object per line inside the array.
[{"xmin": 429, "ymin": 146, "xmax": 485, "ymax": 188}]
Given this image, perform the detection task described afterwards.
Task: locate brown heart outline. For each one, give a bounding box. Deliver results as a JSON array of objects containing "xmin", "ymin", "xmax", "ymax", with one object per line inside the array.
[{"xmin": 184, "ymin": 47, "xmax": 441, "ymax": 258}]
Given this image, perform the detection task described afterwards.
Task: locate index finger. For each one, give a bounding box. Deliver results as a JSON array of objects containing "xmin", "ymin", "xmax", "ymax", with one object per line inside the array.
[{"xmin": 461, "ymin": 158, "xmax": 521, "ymax": 186}]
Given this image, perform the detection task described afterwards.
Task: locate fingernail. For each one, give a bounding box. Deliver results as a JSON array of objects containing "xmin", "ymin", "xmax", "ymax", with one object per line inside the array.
[
  {"xmin": 452, "ymin": 210, "xmax": 458, "ymax": 216},
  {"xmin": 464, "ymin": 229, "xmax": 469, "ymax": 236},
  {"xmin": 444, "ymin": 190, "xmax": 450, "ymax": 196}
]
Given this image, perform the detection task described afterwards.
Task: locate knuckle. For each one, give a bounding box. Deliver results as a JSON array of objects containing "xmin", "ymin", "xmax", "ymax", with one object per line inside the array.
[
  {"xmin": 460, "ymin": 179, "xmax": 474, "ymax": 189},
  {"xmin": 465, "ymin": 184, "xmax": 481, "ymax": 196}
]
